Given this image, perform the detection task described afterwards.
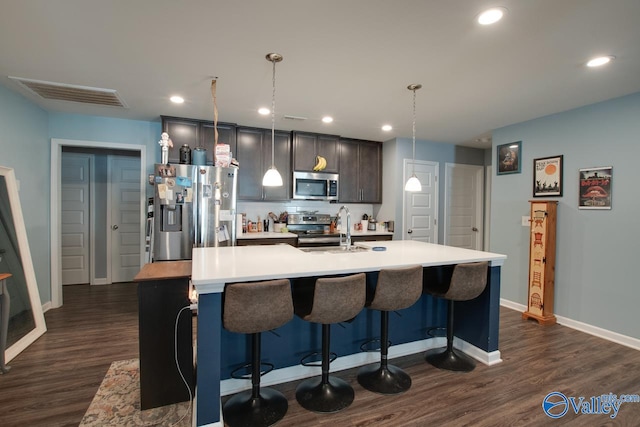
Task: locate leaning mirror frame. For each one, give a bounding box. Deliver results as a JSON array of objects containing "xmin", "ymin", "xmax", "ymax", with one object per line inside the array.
[{"xmin": 0, "ymin": 166, "xmax": 47, "ymax": 369}]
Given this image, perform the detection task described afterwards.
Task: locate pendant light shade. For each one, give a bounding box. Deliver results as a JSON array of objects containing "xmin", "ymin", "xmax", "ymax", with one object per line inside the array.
[
  {"xmin": 404, "ymin": 174, "xmax": 422, "ymax": 191},
  {"xmin": 263, "ymin": 53, "xmax": 284, "ymax": 187},
  {"xmin": 262, "ymin": 166, "xmax": 283, "ymax": 186},
  {"xmin": 405, "ymin": 84, "xmax": 422, "ymax": 192}
]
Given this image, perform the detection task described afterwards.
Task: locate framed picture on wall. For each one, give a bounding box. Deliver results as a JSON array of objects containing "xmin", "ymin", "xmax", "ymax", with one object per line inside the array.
[
  {"xmin": 533, "ymin": 155, "xmax": 563, "ymax": 197},
  {"xmin": 497, "ymin": 141, "xmax": 521, "ymax": 175},
  {"xmin": 579, "ymin": 166, "xmax": 612, "ymax": 209}
]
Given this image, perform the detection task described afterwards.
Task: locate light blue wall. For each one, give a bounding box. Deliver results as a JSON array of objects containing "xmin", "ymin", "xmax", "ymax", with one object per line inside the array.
[
  {"xmin": 375, "ymin": 137, "xmax": 486, "ymax": 242},
  {"xmin": 49, "ymin": 112, "xmax": 161, "ymax": 197},
  {"xmin": 1, "ymin": 82, "xmax": 163, "ymax": 303},
  {"xmin": 0, "ymin": 84, "xmax": 51, "ymax": 301},
  {"xmin": 491, "ymin": 91, "xmax": 640, "ymax": 339}
]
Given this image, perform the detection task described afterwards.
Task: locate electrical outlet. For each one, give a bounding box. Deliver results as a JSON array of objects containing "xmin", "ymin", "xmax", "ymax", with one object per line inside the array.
[{"xmin": 522, "ymin": 216, "xmax": 530, "ymax": 226}]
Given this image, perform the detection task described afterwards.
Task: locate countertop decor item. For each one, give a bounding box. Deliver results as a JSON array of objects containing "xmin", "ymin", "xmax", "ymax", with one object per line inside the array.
[
  {"xmin": 405, "ymin": 84, "xmax": 422, "ymax": 192},
  {"xmin": 262, "ymin": 53, "xmax": 284, "ymax": 187}
]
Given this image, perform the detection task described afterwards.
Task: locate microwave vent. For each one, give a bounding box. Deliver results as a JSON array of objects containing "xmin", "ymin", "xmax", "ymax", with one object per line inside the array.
[{"xmin": 8, "ymin": 76, "xmax": 127, "ymax": 107}]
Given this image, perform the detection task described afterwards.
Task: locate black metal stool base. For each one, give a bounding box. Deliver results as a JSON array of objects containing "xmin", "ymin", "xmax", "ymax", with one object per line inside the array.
[
  {"xmin": 357, "ymin": 363, "xmax": 411, "ymax": 394},
  {"xmin": 223, "ymin": 387, "xmax": 288, "ymax": 427},
  {"xmin": 425, "ymin": 347, "xmax": 476, "ymax": 372},
  {"xmin": 295, "ymin": 375, "xmax": 354, "ymax": 413}
]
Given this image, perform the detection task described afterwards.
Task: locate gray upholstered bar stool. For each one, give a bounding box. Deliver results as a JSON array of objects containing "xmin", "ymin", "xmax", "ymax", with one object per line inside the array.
[
  {"xmin": 424, "ymin": 261, "xmax": 488, "ymax": 372},
  {"xmin": 294, "ymin": 273, "xmax": 366, "ymax": 413},
  {"xmin": 222, "ymin": 279, "xmax": 293, "ymax": 427},
  {"xmin": 357, "ymin": 265, "xmax": 423, "ymax": 394}
]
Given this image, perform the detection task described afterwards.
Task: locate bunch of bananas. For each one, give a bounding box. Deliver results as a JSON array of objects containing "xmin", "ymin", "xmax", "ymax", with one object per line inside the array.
[{"xmin": 313, "ymin": 155, "xmax": 327, "ymax": 171}]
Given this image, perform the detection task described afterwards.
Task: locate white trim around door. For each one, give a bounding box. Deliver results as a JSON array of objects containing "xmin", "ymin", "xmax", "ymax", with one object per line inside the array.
[{"xmin": 50, "ymin": 138, "xmax": 146, "ymax": 308}]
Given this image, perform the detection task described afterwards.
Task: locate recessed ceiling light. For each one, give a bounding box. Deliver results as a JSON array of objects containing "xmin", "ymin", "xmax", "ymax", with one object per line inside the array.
[
  {"xmin": 382, "ymin": 124, "xmax": 393, "ymax": 131},
  {"xmin": 258, "ymin": 107, "xmax": 270, "ymax": 115},
  {"xmin": 477, "ymin": 7, "xmax": 506, "ymax": 25},
  {"xmin": 322, "ymin": 116, "xmax": 333, "ymax": 123},
  {"xmin": 586, "ymin": 56, "xmax": 615, "ymax": 67},
  {"xmin": 170, "ymin": 95, "xmax": 184, "ymax": 104}
]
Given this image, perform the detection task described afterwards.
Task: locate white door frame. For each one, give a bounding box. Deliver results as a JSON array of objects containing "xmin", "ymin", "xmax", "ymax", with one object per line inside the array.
[
  {"xmin": 443, "ymin": 162, "xmax": 484, "ymax": 249},
  {"xmin": 50, "ymin": 138, "xmax": 146, "ymax": 308},
  {"xmin": 484, "ymin": 165, "xmax": 492, "ymax": 251}
]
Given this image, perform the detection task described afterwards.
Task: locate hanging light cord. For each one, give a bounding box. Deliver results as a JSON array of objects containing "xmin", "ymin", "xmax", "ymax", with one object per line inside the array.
[
  {"xmin": 270, "ymin": 58, "xmax": 276, "ymax": 168},
  {"xmin": 412, "ymin": 87, "xmax": 417, "ymax": 174},
  {"xmin": 211, "ymin": 80, "xmax": 218, "ymax": 146}
]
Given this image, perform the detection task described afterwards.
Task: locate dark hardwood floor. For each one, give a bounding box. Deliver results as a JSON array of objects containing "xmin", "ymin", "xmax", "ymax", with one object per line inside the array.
[{"xmin": 1, "ymin": 283, "xmax": 639, "ymax": 426}]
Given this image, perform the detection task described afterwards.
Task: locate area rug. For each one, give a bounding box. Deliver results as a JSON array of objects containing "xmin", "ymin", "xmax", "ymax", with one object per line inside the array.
[{"xmin": 80, "ymin": 359, "xmax": 191, "ymax": 426}]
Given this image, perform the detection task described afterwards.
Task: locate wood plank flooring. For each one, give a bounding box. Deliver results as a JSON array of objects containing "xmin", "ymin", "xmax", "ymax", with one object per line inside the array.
[{"xmin": 1, "ymin": 283, "xmax": 639, "ymax": 426}]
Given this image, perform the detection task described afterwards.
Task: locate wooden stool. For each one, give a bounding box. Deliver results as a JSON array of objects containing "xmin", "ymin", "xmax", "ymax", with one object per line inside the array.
[
  {"xmin": 357, "ymin": 265, "xmax": 423, "ymax": 394},
  {"xmin": 424, "ymin": 262, "xmax": 488, "ymax": 372},
  {"xmin": 293, "ymin": 273, "xmax": 366, "ymax": 413},
  {"xmin": 222, "ymin": 279, "xmax": 293, "ymax": 427}
]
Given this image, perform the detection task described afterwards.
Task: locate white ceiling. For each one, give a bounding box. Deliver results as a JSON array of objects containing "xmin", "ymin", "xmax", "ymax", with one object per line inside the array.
[{"xmin": 1, "ymin": 0, "xmax": 639, "ymax": 148}]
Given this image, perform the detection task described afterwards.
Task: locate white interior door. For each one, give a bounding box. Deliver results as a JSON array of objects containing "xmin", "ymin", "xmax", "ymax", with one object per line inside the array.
[
  {"xmin": 444, "ymin": 163, "xmax": 484, "ymax": 249},
  {"xmin": 61, "ymin": 153, "xmax": 90, "ymax": 285},
  {"xmin": 403, "ymin": 160, "xmax": 438, "ymax": 243},
  {"xmin": 109, "ymin": 156, "xmax": 141, "ymax": 283}
]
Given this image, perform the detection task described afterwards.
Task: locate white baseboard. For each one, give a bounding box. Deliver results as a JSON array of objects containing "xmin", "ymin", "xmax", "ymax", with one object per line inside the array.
[
  {"xmin": 42, "ymin": 301, "xmax": 52, "ymax": 313},
  {"xmin": 93, "ymin": 278, "xmax": 109, "ymax": 285},
  {"xmin": 220, "ymin": 336, "xmax": 501, "ymax": 396},
  {"xmin": 500, "ymin": 298, "xmax": 526, "ymax": 312},
  {"xmin": 500, "ymin": 298, "xmax": 640, "ymax": 351}
]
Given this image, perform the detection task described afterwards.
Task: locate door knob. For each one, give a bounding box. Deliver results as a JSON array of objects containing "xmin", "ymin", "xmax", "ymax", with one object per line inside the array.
[
  {"xmin": 472, "ymin": 227, "xmax": 478, "ymax": 232},
  {"xmin": 112, "ymin": 225, "xmax": 119, "ymax": 230},
  {"xmin": 407, "ymin": 229, "xmax": 413, "ymax": 234}
]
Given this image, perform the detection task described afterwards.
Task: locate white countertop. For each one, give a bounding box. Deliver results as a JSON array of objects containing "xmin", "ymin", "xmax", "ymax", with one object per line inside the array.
[{"xmin": 192, "ymin": 240, "xmax": 506, "ymax": 294}]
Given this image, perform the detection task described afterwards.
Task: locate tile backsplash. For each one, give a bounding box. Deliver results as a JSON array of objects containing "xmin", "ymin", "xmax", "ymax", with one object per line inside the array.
[{"xmin": 238, "ymin": 201, "xmax": 377, "ymax": 227}]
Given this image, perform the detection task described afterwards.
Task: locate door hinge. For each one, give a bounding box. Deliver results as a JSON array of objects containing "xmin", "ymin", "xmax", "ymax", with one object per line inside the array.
[{"xmin": 434, "ymin": 219, "xmax": 437, "ymax": 225}]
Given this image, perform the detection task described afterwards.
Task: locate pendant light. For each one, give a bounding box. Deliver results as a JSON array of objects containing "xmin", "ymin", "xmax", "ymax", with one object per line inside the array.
[
  {"xmin": 405, "ymin": 84, "xmax": 422, "ymax": 192},
  {"xmin": 262, "ymin": 53, "xmax": 284, "ymax": 187}
]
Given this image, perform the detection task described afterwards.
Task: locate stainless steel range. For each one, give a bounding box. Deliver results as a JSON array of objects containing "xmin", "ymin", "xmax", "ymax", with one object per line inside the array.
[{"xmin": 287, "ymin": 212, "xmax": 342, "ymax": 247}]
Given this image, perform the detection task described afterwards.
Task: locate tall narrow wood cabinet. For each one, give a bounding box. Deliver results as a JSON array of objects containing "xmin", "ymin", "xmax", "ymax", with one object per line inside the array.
[{"xmin": 523, "ymin": 200, "xmax": 558, "ymax": 325}]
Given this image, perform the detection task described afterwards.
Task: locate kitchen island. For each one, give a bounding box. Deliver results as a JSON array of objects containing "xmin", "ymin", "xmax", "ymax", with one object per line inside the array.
[{"xmin": 191, "ymin": 240, "xmax": 506, "ymax": 426}]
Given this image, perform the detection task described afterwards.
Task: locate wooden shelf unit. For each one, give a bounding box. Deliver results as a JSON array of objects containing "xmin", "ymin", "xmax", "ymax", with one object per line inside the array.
[{"xmin": 523, "ymin": 200, "xmax": 558, "ymax": 325}]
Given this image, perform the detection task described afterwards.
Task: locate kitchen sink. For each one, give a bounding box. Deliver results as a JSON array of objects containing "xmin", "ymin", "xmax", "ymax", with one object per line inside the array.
[{"xmin": 300, "ymin": 245, "xmax": 371, "ymax": 254}]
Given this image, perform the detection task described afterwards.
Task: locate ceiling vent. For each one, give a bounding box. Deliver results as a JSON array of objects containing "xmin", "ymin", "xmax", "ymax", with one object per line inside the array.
[{"xmin": 8, "ymin": 77, "xmax": 127, "ymax": 107}]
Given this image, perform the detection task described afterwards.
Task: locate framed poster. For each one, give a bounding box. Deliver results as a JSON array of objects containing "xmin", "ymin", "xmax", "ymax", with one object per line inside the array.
[
  {"xmin": 497, "ymin": 141, "xmax": 521, "ymax": 175},
  {"xmin": 579, "ymin": 166, "xmax": 612, "ymax": 209},
  {"xmin": 533, "ymin": 155, "xmax": 563, "ymax": 197}
]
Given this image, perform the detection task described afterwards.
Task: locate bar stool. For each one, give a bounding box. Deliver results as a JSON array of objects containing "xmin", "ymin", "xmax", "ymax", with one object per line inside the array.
[
  {"xmin": 222, "ymin": 279, "xmax": 293, "ymax": 427},
  {"xmin": 293, "ymin": 273, "xmax": 366, "ymax": 413},
  {"xmin": 357, "ymin": 265, "xmax": 423, "ymax": 394},
  {"xmin": 424, "ymin": 261, "xmax": 488, "ymax": 372}
]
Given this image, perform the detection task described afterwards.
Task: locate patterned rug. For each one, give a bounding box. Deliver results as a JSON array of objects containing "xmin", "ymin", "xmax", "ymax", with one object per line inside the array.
[{"xmin": 80, "ymin": 359, "xmax": 191, "ymax": 426}]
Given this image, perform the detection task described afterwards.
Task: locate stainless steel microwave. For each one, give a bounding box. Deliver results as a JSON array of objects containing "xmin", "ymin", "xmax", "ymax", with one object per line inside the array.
[{"xmin": 292, "ymin": 171, "xmax": 339, "ymax": 201}]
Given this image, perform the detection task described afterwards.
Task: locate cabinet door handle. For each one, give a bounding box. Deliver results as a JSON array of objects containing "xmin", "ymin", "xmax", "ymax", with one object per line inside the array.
[
  {"xmin": 472, "ymin": 227, "xmax": 478, "ymax": 232},
  {"xmin": 407, "ymin": 229, "xmax": 413, "ymax": 234}
]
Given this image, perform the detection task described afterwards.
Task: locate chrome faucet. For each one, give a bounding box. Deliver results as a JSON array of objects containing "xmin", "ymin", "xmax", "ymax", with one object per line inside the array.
[{"xmin": 337, "ymin": 205, "xmax": 351, "ymax": 250}]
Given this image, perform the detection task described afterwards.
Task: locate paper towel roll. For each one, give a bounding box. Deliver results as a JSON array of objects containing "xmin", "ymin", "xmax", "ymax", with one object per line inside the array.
[{"xmin": 236, "ymin": 214, "xmax": 243, "ymax": 236}]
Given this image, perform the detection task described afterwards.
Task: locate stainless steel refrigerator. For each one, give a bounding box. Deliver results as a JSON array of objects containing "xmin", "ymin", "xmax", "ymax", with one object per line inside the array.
[{"xmin": 152, "ymin": 164, "xmax": 237, "ymax": 261}]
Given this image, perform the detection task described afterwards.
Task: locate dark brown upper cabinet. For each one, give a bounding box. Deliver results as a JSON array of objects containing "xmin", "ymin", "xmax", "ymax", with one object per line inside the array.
[
  {"xmin": 339, "ymin": 138, "xmax": 382, "ymax": 203},
  {"xmin": 292, "ymin": 131, "xmax": 339, "ymax": 173},
  {"xmin": 236, "ymin": 127, "xmax": 291, "ymax": 201},
  {"xmin": 161, "ymin": 116, "xmax": 236, "ymax": 165}
]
